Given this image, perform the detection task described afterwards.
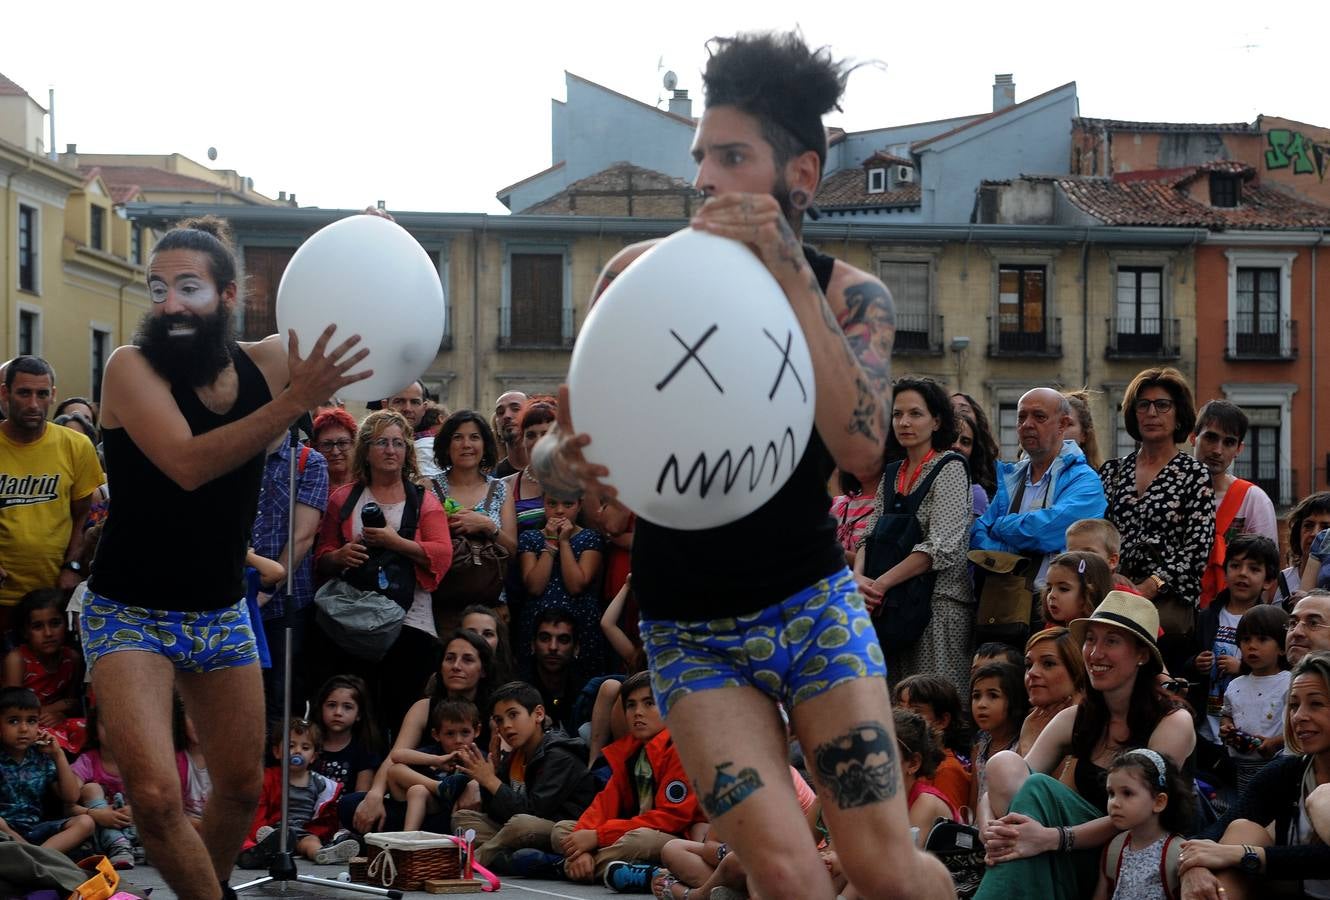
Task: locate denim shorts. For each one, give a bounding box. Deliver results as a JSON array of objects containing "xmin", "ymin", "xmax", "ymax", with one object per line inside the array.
[
  {"xmin": 23, "ymin": 817, "xmax": 69, "ymax": 844},
  {"xmin": 80, "ymin": 593, "xmax": 258, "ymax": 674},
  {"xmin": 640, "ymin": 567, "xmax": 887, "ymax": 717}
]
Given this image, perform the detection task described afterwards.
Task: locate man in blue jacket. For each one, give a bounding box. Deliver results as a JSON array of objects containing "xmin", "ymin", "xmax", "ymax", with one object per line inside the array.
[{"xmin": 970, "ymin": 388, "xmax": 1107, "ymax": 588}]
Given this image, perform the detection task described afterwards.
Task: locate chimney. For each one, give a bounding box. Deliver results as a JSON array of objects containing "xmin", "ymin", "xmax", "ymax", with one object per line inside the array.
[
  {"xmin": 288, "ymin": 194, "xmax": 296, "ymax": 206},
  {"xmin": 993, "ymin": 74, "xmax": 1015, "ymax": 111},
  {"xmin": 64, "ymin": 143, "xmax": 77, "ymax": 167},
  {"xmin": 668, "ymin": 89, "xmax": 693, "ymax": 119},
  {"xmin": 278, "ymin": 191, "xmax": 287, "ymax": 201}
]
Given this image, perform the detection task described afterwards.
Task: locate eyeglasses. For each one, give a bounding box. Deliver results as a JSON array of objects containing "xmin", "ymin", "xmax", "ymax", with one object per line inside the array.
[
  {"xmin": 1134, "ymin": 398, "xmax": 1175, "ymax": 414},
  {"xmin": 1161, "ymin": 679, "xmax": 1191, "ymax": 695},
  {"xmin": 370, "ymin": 438, "xmax": 408, "ymax": 451},
  {"xmin": 316, "ymin": 439, "xmax": 352, "ymax": 453},
  {"xmin": 1133, "ymin": 398, "xmax": 1175, "ymax": 414},
  {"xmin": 1287, "ymin": 616, "xmax": 1330, "ymax": 632}
]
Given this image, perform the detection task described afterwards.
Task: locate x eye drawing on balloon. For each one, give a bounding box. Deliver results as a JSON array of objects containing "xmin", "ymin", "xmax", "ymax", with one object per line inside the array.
[{"xmin": 651, "ymin": 321, "xmax": 809, "ymax": 498}]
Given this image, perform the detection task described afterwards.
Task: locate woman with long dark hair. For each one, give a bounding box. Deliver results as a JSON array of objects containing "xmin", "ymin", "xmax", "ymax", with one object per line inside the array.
[
  {"xmin": 858, "ymin": 377, "xmax": 972, "ymax": 687},
  {"xmin": 974, "ymin": 593, "xmax": 1195, "ymax": 900}
]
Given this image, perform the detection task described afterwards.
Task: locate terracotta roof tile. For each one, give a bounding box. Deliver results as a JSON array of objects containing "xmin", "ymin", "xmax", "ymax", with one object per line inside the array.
[
  {"xmin": 77, "ymin": 164, "xmax": 229, "ymax": 194},
  {"xmin": 815, "ymin": 167, "xmax": 921, "ymax": 210},
  {"xmin": 863, "ymin": 151, "xmax": 912, "ymax": 168},
  {"xmin": 1076, "ymin": 117, "xmax": 1258, "ymax": 134},
  {"xmin": 1056, "ymin": 167, "xmax": 1330, "ymax": 229},
  {"xmin": 519, "ymin": 162, "xmax": 695, "ymax": 214}
]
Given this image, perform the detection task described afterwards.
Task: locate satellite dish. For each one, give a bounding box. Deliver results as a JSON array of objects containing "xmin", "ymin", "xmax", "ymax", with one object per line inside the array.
[
  {"xmin": 663, "ymin": 70, "xmax": 678, "ymax": 91},
  {"xmin": 207, "ymin": 147, "xmax": 217, "ymax": 161}
]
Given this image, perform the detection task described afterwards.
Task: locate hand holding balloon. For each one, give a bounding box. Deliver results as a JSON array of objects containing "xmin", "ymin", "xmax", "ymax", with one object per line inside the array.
[
  {"xmin": 285, "ymin": 324, "xmax": 373, "ymax": 410},
  {"xmin": 692, "ymin": 193, "xmax": 807, "ymax": 286},
  {"xmin": 529, "ymin": 384, "xmax": 619, "ymax": 503}
]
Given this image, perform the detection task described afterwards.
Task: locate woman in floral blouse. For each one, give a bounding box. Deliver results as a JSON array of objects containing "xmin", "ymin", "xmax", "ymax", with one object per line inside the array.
[{"xmin": 1098, "ymin": 367, "xmax": 1214, "ymax": 674}]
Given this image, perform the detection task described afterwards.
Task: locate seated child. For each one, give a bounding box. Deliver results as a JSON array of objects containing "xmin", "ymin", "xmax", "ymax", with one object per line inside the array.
[
  {"xmin": 3, "ymin": 589, "xmax": 87, "ymax": 754},
  {"xmin": 71, "ymin": 702, "xmax": 189, "ymax": 868},
  {"xmin": 0, "ymin": 687, "xmax": 94, "ymax": 854},
  {"xmin": 238, "ymin": 718, "xmax": 358, "ymax": 868},
  {"xmin": 311, "ymin": 674, "xmax": 383, "ymax": 795},
  {"xmin": 543, "ymin": 672, "xmax": 703, "ymax": 887},
  {"xmin": 451, "ymin": 681, "xmax": 599, "ymax": 871},
  {"xmin": 893, "ymin": 674, "xmax": 973, "ymax": 814},
  {"xmin": 387, "ymin": 698, "xmax": 481, "ymax": 831},
  {"xmin": 894, "ymin": 708, "xmax": 961, "ymax": 845}
]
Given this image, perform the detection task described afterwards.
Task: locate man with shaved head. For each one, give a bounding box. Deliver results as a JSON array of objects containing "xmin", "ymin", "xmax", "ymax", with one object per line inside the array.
[{"xmin": 971, "ymin": 387, "xmax": 1108, "ymax": 588}]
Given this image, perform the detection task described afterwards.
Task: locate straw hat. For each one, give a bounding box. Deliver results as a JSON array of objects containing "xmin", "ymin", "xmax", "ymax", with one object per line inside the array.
[{"xmin": 1068, "ymin": 591, "xmax": 1164, "ymax": 669}]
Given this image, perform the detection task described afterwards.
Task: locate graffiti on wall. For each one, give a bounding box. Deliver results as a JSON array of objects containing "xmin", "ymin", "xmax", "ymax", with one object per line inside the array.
[{"xmin": 1265, "ymin": 129, "xmax": 1328, "ymax": 181}]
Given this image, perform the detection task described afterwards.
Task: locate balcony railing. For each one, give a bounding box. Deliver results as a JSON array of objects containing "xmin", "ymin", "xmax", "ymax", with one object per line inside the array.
[
  {"xmin": 1231, "ymin": 464, "xmax": 1296, "ymax": 507},
  {"xmin": 497, "ymin": 306, "xmax": 576, "ymax": 350},
  {"xmin": 893, "ymin": 313, "xmax": 945, "ymax": 355},
  {"xmin": 1225, "ymin": 316, "xmax": 1297, "ymax": 360},
  {"xmin": 988, "ymin": 315, "xmax": 1062, "ymax": 358},
  {"xmin": 1105, "ymin": 317, "xmax": 1181, "ymax": 359}
]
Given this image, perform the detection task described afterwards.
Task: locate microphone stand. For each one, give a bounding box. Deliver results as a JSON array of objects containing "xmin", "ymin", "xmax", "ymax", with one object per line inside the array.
[{"xmin": 235, "ymin": 420, "xmax": 400, "ymax": 898}]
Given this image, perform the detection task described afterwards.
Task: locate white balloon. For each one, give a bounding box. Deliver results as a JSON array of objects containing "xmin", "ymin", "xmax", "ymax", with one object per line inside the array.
[
  {"xmin": 276, "ymin": 215, "xmax": 445, "ymax": 402},
  {"xmin": 569, "ymin": 228, "xmax": 815, "ymax": 530}
]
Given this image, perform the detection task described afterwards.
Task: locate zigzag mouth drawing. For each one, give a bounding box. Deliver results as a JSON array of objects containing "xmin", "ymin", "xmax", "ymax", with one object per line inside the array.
[{"xmin": 655, "ymin": 427, "xmax": 799, "ymax": 498}]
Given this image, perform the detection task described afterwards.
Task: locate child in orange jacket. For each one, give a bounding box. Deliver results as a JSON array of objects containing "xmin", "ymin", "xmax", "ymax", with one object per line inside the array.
[{"xmin": 540, "ymin": 673, "xmax": 704, "ymax": 889}]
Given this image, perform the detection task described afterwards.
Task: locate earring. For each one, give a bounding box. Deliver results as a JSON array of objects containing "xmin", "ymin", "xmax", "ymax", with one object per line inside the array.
[{"xmin": 789, "ymin": 188, "xmax": 810, "ymax": 210}]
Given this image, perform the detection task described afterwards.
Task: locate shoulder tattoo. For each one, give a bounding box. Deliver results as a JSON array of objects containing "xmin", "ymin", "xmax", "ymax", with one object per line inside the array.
[{"xmin": 839, "ymin": 280, "xmax": 896, "ymax": 396}]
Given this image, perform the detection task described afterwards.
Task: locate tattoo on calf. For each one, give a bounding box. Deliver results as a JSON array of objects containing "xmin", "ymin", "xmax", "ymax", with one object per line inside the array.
[
  {"xmin": 847, "ymin": 377, "xmax": 882, "ymax": 443},
  {"xmin": 696, "ymin": 762, "xmax": 765, "ymax": 819},
  {"xmin": 813, "ymin": 722, "xmax": 900, "ymax": 809}
]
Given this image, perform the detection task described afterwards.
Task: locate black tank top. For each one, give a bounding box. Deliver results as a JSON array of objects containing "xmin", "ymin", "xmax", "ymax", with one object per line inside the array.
[
  {"xmin": 632, "ymin": 245, "xmax": 846, "ymax": 621},
  {"xmin": 90, "ymin": 344, "xmax": 272, "ymax": 612}
]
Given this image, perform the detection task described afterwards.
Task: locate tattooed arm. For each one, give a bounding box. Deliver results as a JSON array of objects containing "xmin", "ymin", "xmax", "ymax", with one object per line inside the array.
[{"xmin": 692, "ymin": 193, "xmax": 888, "ymax": 483}]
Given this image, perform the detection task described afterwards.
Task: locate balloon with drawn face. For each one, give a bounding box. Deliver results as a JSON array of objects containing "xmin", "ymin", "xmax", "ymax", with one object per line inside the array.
[{"xmin": 568, "ymin": 228, "xmax": 815, "ymax": 530}]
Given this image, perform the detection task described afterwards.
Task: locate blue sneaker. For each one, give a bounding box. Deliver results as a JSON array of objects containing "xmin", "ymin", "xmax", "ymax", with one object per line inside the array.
[
  {"xmin": 510, "ymin": 848, "xmax": 565, "ymax": 879},
  {"xmin": 604, "ymin": 860, "xmax": 657, "ymax": 893}
]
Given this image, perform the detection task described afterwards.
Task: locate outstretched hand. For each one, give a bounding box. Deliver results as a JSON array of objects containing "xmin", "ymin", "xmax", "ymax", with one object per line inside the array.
[
  {"xmin": 531, "ymin": 385, "xmax": 619, "ymax": 503},
  {"xmin": 286, "ymin": 325, "xmax": 372, "ymax": 409}
]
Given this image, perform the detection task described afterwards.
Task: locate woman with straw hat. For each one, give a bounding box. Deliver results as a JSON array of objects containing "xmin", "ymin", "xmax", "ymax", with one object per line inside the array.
[{"xmin": 973, "ymin": 591, "xmax": 1197, "ymax": 900}]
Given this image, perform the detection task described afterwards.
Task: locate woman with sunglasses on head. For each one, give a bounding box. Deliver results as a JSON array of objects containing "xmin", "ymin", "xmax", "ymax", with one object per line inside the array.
[
  {"xmin": 1097, "ymin": 367, "xmax": 1214, "ymax": 676},
  {"xmin": 312, "ymin": 410, "xmax": 453, "ymax": 734}
]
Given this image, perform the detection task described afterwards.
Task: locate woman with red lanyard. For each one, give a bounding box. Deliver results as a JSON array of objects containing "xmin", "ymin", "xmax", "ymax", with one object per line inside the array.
[{"xmin": 855, "ymin": 377, "xmax": 973, "ymax": 689}]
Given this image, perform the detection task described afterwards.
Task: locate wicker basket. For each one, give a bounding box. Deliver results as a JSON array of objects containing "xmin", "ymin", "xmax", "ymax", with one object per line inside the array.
[{"xmin": 350, "ymin": 832, "xmax": 463, "ymax": 891}]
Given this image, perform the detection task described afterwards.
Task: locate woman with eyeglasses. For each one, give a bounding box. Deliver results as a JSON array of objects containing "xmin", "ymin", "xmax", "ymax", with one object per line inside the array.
[
  {"xmin": 311, "ymin": 407, "xmax": 357, "ymax": 488},
  {"xmin": 1097, "ymin": 367, "xmax": 1215, "ymax": 676},
  {"xmin": 312, "ymin": 409, "xmax": 453, "ymax": 734}
]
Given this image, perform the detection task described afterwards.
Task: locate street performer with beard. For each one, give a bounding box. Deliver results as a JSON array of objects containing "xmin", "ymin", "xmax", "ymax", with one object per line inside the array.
[
  {"xmin": 539, "ymin": 32, "xmax": 953, "ymax": 900},
  {"xmin": 84, "ymin": 216, "xmax": 369, "ymax": 900}
]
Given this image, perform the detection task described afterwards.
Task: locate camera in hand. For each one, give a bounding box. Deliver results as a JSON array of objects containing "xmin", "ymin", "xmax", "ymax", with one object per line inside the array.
[{"xmin": 361, "ymin": 501, "xmax": 387, "ymax": 529}]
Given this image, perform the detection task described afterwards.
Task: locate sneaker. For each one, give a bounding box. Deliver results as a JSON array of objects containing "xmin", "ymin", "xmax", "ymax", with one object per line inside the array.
[
  {"xmin": 604, "ymin": 861, "xmax": 657, "ymax": 893},
  {"xmin": 236, "ymin": 827, "xmax": 283, "ymax": 869},
  {"xmin": 106, "ymin": 840, "xmax": 135, "ymax": 870},
  {"xmin": 314, "ymin": 838, "xmax": 362, "ymax": 865},
  {"xmin": 255, "ymin": 825, "xmax": 275, "ymax": 843},
  {"xmin": 509, "ymin": 848, "xmax": 565, "ymax": 879}
]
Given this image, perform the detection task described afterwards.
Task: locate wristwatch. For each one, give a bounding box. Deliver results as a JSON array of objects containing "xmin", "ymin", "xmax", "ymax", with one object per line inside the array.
[
  {"xmin": 1239, "ymin": 844, "xmax": 1261, "ymax": 875},
  {"xmin": 61, "ymin": 561, "xmax": 83, "ymax": 574}
]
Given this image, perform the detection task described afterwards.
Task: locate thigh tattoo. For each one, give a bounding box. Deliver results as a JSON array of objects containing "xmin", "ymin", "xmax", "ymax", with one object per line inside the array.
[
  {"xmin": 695, "ymin": 762, "xmax": 765, "ymax": 819},
  {"xmin": 812, "ymin": 722, "xmax": 899, "ymax": 809}
]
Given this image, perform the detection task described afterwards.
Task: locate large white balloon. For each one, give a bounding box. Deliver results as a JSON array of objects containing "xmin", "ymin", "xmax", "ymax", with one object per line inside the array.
[
  {"xmin": 568, "ymin": 228, "xmax": 815, "ymax": 530},
  {"xmin": 276, "ymin": 215, "xmax": 445, "ymax": 402}
]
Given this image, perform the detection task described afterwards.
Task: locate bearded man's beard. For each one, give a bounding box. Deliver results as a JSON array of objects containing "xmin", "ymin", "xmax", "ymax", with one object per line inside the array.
[{"xmin": 134, "ymin": 306, "xmax": 234, "ymax": 388}]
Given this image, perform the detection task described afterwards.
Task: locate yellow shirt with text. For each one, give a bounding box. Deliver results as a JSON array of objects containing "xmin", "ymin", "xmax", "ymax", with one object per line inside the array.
[{"xmin": 0, "ymin": 425, "xmax": 103, "ymax": 605}]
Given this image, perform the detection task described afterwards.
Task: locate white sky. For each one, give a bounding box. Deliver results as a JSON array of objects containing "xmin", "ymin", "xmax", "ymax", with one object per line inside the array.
[{"xmin": 6, "ymin": 1, "xmax": 1317, "ymax": 214}]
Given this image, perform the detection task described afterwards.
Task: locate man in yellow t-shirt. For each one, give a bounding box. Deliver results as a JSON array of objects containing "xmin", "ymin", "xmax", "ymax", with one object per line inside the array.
[{"xmin": 0, "ymin": 357, "xmax": 102, "ymax": 619}]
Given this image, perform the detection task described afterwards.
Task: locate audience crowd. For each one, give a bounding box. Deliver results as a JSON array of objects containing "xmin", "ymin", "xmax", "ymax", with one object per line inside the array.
[{"xmin": 5, "ymin": 353, "xmax": 1330, "ymax": 899}]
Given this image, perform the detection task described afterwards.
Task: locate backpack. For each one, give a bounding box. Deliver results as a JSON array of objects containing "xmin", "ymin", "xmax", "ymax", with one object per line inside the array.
[
  {"xmin": 1199, "ymin": 479, "xmax": 1253, "ymax": 610},
  {"xmin": 1101, "ymin": 831, "xmax": 1181, "ymax": 900},
  {"xmin": 862, "ymin": 452, "xmax": 965, "ymax": 653}
]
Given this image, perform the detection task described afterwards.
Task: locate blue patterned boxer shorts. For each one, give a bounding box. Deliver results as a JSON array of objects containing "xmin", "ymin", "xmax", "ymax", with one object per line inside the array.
[
  {"xmin": 80, "ymin": 592, "xmax": 258, "ymax": 674},
  {"xmin": 640, "ymin": 567, "xmax": 887, "ymax": 717}
]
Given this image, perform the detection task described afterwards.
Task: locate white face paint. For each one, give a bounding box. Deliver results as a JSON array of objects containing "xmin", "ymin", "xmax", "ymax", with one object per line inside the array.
[{"xmin": 568, "ymin": 228, "xmax": 815, "ymax": 530}]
